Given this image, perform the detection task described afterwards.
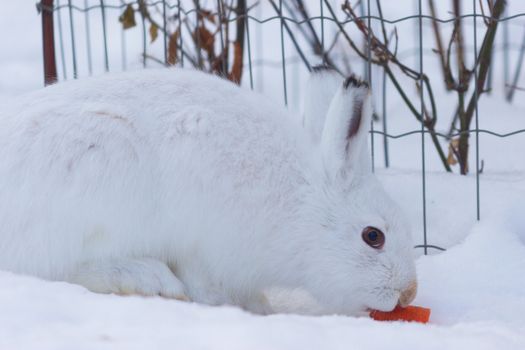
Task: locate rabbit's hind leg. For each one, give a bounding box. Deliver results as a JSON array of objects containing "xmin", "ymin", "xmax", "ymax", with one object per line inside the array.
[{"xmin": 69, "ymin": 257, "xmax": 189, "ymax": 301}]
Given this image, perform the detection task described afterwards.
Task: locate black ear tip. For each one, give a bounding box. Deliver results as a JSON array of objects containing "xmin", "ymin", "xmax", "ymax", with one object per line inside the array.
[
  {"xmin": 312, "ymin": 64, "xmax": 336, "ymax": 73},
  {"xmin": 344, "ymin": 74, "xmax": 369, "ymax": 90}
]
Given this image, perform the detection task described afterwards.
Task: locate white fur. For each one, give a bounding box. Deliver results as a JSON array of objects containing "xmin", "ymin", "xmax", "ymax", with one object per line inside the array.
[
  {"xmin": 0, "ymin": 68, "xmax": 416, "ymax": 315},
  {"xmin": 302, "ymin": 67, "xmax": 342, "ymax": 144}
]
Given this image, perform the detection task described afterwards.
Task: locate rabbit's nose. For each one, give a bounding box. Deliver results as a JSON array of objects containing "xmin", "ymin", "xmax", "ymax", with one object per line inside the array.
[{"xmin": 398, "ymin": 281, "xmax": 418, "ymax": 307}]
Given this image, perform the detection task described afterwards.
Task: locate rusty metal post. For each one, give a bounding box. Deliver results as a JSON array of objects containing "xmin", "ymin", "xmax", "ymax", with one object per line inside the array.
[{"xmin": 41, "ymin": 0, "xmax": 57, "ymax": 85}]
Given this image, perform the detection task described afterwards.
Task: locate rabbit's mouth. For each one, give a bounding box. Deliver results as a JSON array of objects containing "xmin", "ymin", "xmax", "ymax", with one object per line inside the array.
[
  {"xmin": 368, "ymin": 282, "xmax": 418, "ymax": 312},
  {"xmin": 366, "ymin": 288, "xmax": 400, "ymax": 312}
]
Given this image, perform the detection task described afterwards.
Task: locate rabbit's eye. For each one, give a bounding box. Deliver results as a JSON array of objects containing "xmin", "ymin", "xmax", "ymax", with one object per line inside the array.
[{"xmin": 362, "ymin": 227, "xmax": 385, "ymax": 249}]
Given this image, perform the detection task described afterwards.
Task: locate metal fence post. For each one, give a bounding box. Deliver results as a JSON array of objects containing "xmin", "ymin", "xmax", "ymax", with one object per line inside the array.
[
  {"xmin": 41, "ymin": 0, "xmax": 57, "ymax": 85},
  {"xmin": 279, "ymin": 0, "xmax": 288, "ymax": 106},
  {"xmin": 100, "ymin": 0, "xmax": 109, "ymax": 72},
  {"xmin": 417, "ymin": 0, "xmax": 428, "ymax": 255},
  {"xmin": 67, "ymin": 0, "xmax": 78, "ymax": 79},
  {"xmin": 84, "ymin": 0, "xmax": 93, "ymax": 75},
  {"xmin": 367, "ymin": 0, "xmax": 375, "ymax": 173}
]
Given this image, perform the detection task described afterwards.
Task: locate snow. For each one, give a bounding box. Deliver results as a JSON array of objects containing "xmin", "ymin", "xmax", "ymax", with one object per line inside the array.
[{"xmin": 1, "ymin": 1, "xmax": 525, "ymax": 349}]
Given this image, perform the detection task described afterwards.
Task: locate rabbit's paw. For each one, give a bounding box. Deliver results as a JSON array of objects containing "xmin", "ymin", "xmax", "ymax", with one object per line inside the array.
[{"xmin": 70, "ymin": 257, "xmax": 190, "ymax": 301}]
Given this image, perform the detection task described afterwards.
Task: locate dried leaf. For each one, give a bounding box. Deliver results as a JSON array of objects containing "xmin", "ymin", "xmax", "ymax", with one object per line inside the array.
[
  {"xmin": 194, "ymin": 26, "xmax": 215, "ymax": 58},
  {"xmin": 119, "ymin": 4, "xmax": 136, "ymax": 30},
  {"xmin": 210, "ymin": 49, "xmax": 226, "ymax": 74},
  {"xmin": 447, "ymin": 138, "xmax": 459, "ymax": 166},
  {"xmin": 447, "ymin": 150, "xmax": 457, "ymax": 166},
  {"xmin": 198, "ymin": 9, "xmax": 216, "ymax": 24},
  {"xmin": 228, "ymin": 41, "xmax": 244, "ymax": 84},
  {"xmin": 149, "ymin": 23, "xmax": 158, "ymax": 43},
  {"xmin": 167, "ymin": 30, "xmax": 180, "ymax": 65}
]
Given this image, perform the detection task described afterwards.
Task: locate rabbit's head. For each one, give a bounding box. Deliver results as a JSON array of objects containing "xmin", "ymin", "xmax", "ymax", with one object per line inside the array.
[{"xmin": 294, "ymin": 71, "xmax": 417, "ymax": 315}]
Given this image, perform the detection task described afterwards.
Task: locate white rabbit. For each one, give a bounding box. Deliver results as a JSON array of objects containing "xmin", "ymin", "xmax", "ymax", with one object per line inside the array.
[
  {"xmin": 0, "ymin": 68, "xmax": 417, "ymax": 315},
  {"xmin": 302, "ymin": 65, "xmax": 342, "ymax": 144}
]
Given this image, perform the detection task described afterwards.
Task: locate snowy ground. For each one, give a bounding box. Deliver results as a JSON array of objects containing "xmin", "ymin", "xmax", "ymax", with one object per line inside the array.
[{"xmin": 1, "ymin": 1, "xmax": 525, "ymax": 349}]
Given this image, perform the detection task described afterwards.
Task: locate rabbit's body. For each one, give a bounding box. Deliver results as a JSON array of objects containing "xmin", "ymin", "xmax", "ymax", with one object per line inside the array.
[{"xmin": 0, "ymin": 69, "xmax": 417, "ymax": 315}]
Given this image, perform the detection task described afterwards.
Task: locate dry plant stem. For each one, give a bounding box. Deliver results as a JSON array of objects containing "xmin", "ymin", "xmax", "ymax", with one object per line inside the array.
[
  {"xmin": 222, "ymin": 0, "xmax": 232, "ymax": 73},
  {"xmin": 288, "ymin": 1, "xmax": 321, "ymax": 52},
  {"xmin": 216, "ymin": 0, "xmax": 227, "ymax": 74},
  {"xmin": 268, "ymin": 0, "xmax": 312, "ymax": 72},
  {"xmin": 340, "ymin": 1, "xmax": 424, "ymax": 80},
  {"xmin": 453, "ymin": 0, "xmax": 472, "ymax": 174},
  {"xmin": 137, "ymin": 0, "xmax": 198, "ymax": 67},
  {"xmin": 457, "ymin": 0, "xmax": 505, "ymax": 174},
  {"xmin": 193, "ymin": 0, "xmax": 204, "ymax": 68},
  {"xmin": 235, "ymin": 0, "xmax": 247, "ymax": 58},
  {"xmin": 229, "ymin": 0, "xmax": 246, "ymax": 83},
  {"xmin": 375, "ymin": 0, "xmax": 389, "ymax": 48},
  {"xmin": 290, "ymin": 0, "xmax": 339, "ymax": 69},
  {"xmin": 446, "ymin": 105, "xmax": 461, "ymax": 139},
  {"xmin": 428, "ymin": 1, "xmax": 465, "ymax": 141},
  {"xmin": 334, "ymin": 0, "xmax": 450, "ymax": 171},
  {"xmin": 137, "ymin": 0, "xmax": 248, "ymax": 82},
  {"xmin": 428, "ymin": 0, "xmax": 455, "ymax": 90},
  {"xmin": 385, "ymin": 67, "xmax": 450, "ymax": 172},
  {"xmin": 282, "ymin": 2, "xmax": 315, "ymax": 49},
  {"xmin": 453, "ymin": 0, "xmax": 468, "ymax": 88},
  {"xmin": 479, "ymin": 0, "xmax": 493, "ymax": 26},
  {"xmin": 457, "ymin": 90, "xmax": 468, "ymax": 173},
  {"xmin": 323, "ymin": 0, "xmax": 379, "ymax": 63}
]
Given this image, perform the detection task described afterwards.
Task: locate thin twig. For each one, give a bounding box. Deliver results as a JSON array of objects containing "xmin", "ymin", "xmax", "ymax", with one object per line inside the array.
[{"xmin": 457, "ymin": 0, "xmax": 505, "ymax": 174}]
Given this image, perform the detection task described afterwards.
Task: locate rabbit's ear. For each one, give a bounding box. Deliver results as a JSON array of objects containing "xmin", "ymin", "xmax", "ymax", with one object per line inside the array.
[
  {"xmin": 320, "ymin": 75, "xmax": 372, "ymax": 177},
  {"xmin": 302, "ymin": 66, "xmax": 342, "ymax": 144}
]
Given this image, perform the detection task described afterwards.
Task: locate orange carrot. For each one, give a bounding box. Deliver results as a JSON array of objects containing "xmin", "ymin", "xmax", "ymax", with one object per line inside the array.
[{"xmin": 369, "ymin": 305, "xmax": 431, "ymax": 323}]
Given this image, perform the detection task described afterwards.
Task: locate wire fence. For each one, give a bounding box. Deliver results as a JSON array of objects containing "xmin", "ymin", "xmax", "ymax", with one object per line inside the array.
[{"xmin": 37, "ymin": 0, "xmax": 525, "ymax": 255}]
